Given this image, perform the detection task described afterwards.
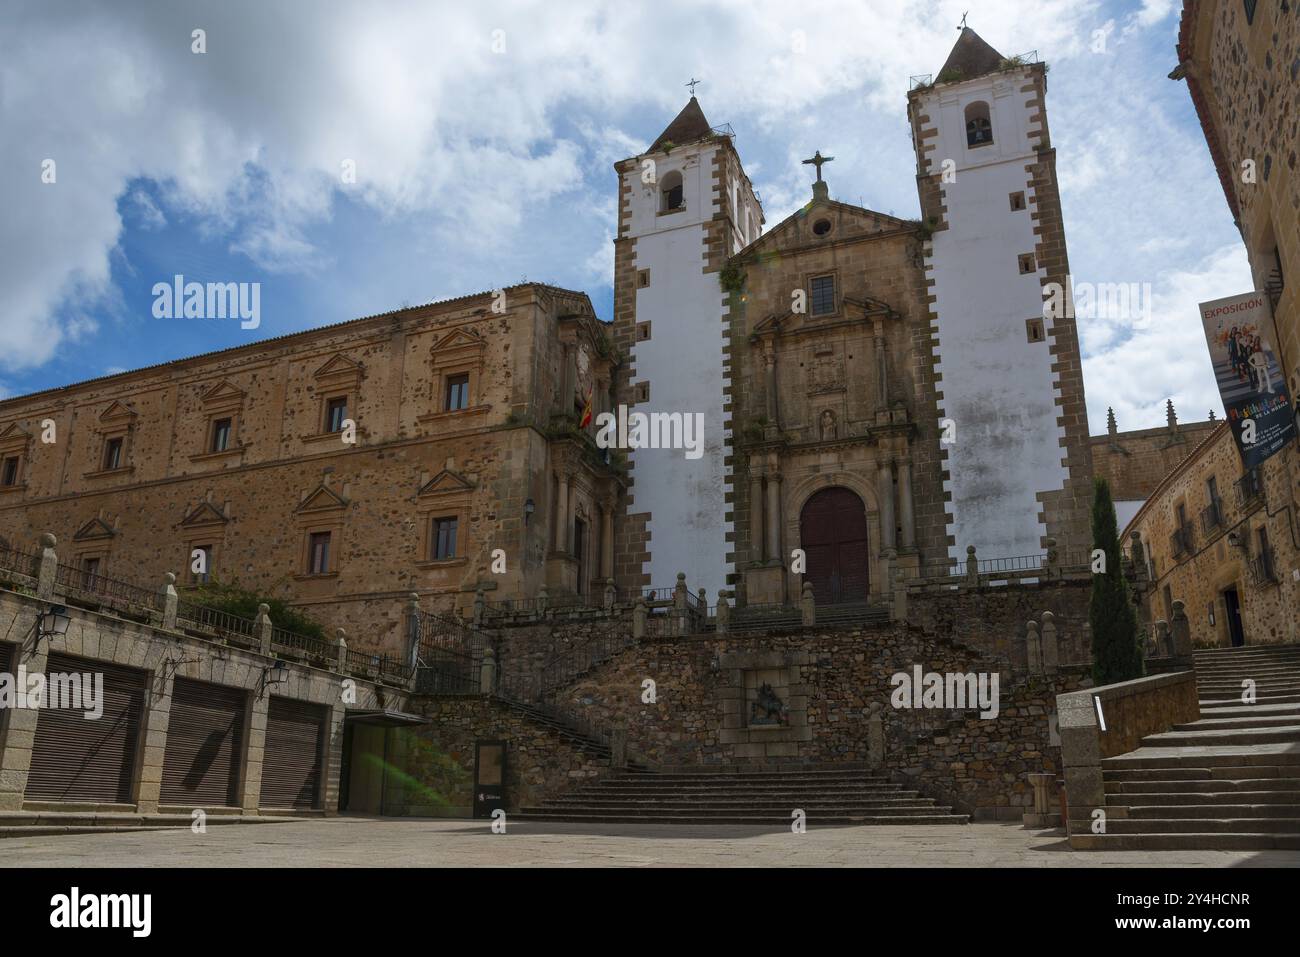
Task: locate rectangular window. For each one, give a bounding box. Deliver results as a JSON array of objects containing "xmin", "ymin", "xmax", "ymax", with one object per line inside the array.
[
  {"xmin": 211, "ymin": 417, "xmax": 232, "ymax": 453},
  {"xmin": 1207, "ymin": 476, "xmax": 1219, "ymax": 502},
  {"xmin": 103, "ymin": 437, "xmax": 124, "ymax": 471},
  {"xmin": 636, "ymin": 269, "xmax": 650, "ymax": 288},
  {"xmin": 1009, "ymin": 191, "xmax": 1026, "ymax": 211},
  {"xmin": 809, "ymin": 275, "xmax": 836, "ymax": 316},
  {"xmin": 326, "ymin": 397, "xmax": 348, "ymax": 433},
  {"xmin": 1025, "ymin": 318, "xmax": 1045, "ymax": 343},
  {"xmin": 308, "ymin": 531, "xmax": 332, "ymax": 574},
  {"xmin": 432, "ymin": 517, "xmax": 458, "ymax": 560},
  {"xmin": 1, "ymin": 457, "xmax": 18, "ymax": 486},
  {"xmin": 445, "ymin": 374, "xmax": 470, "ymax": 412},
  {"xmin": 1018, "ymin": 253, "xmax": 1037, "ymax": 275}
]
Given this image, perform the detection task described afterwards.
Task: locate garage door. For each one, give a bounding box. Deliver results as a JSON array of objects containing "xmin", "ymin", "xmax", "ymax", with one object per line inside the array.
[
  {"xmin": 160, "ymin": 678, "xmax": 247, "ymax": 807},
  {"xmin": 259, "ymin": 697, "xmax": 326, "ymax": 810},
  {"xmin": 27, "ymin": 654, "xmax": 147, "ymax": 804}
]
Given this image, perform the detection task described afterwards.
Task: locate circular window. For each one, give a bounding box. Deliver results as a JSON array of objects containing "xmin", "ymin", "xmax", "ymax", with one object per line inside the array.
[{"xmin": 813, "ymin": 218, "xmax": 832, "ymax": 236}]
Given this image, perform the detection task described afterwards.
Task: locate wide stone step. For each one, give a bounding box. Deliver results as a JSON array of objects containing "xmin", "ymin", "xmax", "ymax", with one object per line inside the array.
[
  {"xmin": 594, "ymin": 777, "xmax": 896, "ymax": 789},
  {"xmin": 535, "ymin": 803, "xmax": 948, "ymax": 815},
  {"xmin": 512, "ymin": 811, "xmax": 969, "ymax": 825},
  {"xmin": 543, "ymin": 797, "xmax": 934, "ymax": 809},
  {"xmin": 1106, "ymin": 778, "xmax": 1300, "ymax": 794},
  {"xmin": 618, "ymin": 770, "xmax": 889, "ymax": 782},
  {"xmin": 1103, "ymin": 816, "xmax": 1300, "ymax": 833},
  {"xmin": 1139, "ymin": 725, "xmax": 1300, "ymax": 747},
  {"xmin": 1071, "ymin": 832, "xmax": 1300, "ymax": 851},
  {"xmin": 1118, "ymin": 803, "xmax": 1300, "ymax": 819},
  {"xmin": 1197, "ymin": 702, "xmax": 1300, "ymax": 719},
  {"xmin": 1173, "ymin": 714, "xmax": 1300, "ymax": 731},
  {"xmin": 1102, "ymin": 745, "xmax": 1300, "ymax": 770}
]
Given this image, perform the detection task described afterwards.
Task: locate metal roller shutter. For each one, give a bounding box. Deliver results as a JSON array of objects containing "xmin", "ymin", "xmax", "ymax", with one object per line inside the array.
[
  {"xmin": 259, "ymin": 697, "xmax": 326, "ymax": 810},
  {"xmin": 160, "ymin": 678, "xmax": 247, "ymax": 807},
  {"xmin": 27, "ymin": 653, "xmax": 147, "ymax": 804}
]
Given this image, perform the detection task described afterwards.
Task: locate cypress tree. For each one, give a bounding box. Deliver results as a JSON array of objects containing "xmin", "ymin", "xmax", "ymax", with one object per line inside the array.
[{"xmin": 1090, "ymin": 477, "xmax": 1143, "ymax": 684}]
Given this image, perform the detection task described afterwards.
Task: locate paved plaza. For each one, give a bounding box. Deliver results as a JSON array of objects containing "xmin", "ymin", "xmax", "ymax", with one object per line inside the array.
[{"xmin": 3, "ymin": 818, "xmax": 1298, "ymax": 867}]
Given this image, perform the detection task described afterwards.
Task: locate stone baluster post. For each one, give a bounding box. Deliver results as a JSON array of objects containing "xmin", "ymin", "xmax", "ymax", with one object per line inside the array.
[
  {"xmin": 801, "ymin": 582, "xmax": 815, "ymax": 626},
  {"xmin": 1044, "ymin": 537, "xmax": 1059, "ymax": 576},
  {"xmin": 479, "ymin": 647, "xmax": 497, "ymax": 695},
  {"xmin": 255, "ymin": 603, "xmax": 273, "ymax": 655},
  {"xmin": 965, "ymin": 545, "xmax": 979, "ymax": 586},
  {"xmin": 335, "ymin": 628, "xmax": 348, "ymax": 673},
  {"xmin": 716, "ymin": 590, "xmax": 730, "ymax": 635},
  {"xmin": 1026, "ymin": 619, "xmax": 1042, "ymax": 675},
  {"xmin": 1040, "ymin": 611, "xmax": 1059, "ymax": 674},
  {"xmin": 159, "ymin": 572, "xmax": 179, "ymax": 631},
  {"xmin": 632, "ymin": 597, "xmax": 647, "ymax": 640},
  {"xmin": 36, "ymin": 532, "xmax": 57, "ymax": 601},
  {"xmin": 1155, "ymin": 619, "xmax": 1172, "ymax": 658}
]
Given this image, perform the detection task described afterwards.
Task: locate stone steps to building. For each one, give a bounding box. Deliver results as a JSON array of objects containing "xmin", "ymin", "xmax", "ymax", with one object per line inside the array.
[
  {"xmin": 519, "ymin": 766, "xmax": 969, "ymax": 826},
  {"xmin": 1076, "ymin": 644, "xmax": 1300, "ymax": 850}
]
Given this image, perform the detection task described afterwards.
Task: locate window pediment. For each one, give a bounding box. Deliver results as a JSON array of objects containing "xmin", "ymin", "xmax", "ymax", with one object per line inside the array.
[
  {"xmin": 200, "ymin": 379, "xmax": 246, "ymax": 411},
  {"xmin": 0, "ymin": 422, "xmax": 32, "ymax": 452},
  {"xmin": 181, "ymin": 500, "xmax": 230, "ymax": 528},
  {"xmin": 73, "ymin": 516, "xmax": 117, "ymax": 541},
  {"xmin": 417, "ymin": 468, "xmax": 476, "ymax": 498},
  {"xmin": 312, "ymin": 353, "xmax": 364, "ymax": 386},
  {"xmin": 98, "ymin": 400, "xmax": 137, "ymax": 424},
  {"xmin": 296, "ymin": 482, "xmax": 350, "ymax": 514}
]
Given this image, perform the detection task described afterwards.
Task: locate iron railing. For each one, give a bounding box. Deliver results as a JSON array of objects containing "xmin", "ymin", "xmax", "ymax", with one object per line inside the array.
[
  {"xmin": 1236, "ymin": 469, "xmax": 1265, "ymax": 508},
  {"xmin": 344, "ymin": 649, "xmax": 413, "ymax": 684},
  {"xmin": 414, "ymin": 645, "xmax": 478, "ymax": 695},
  {"xmin": 1200, "ymin": 499, "xmax": 1224, "ymax": 535},
  {"xmin": 0, "ymin": 540, "xmax": 44, "ymax": 585},
  {"xmin": 174, "ymin": 598, "xmax": 261, "ymax": 650},
  {"xmin": 1170, "ymin": 523, "xmax": 1195, "ymax": 559},
  {"xmin": 54, "ymin": 562, "xmax": 160, "ymax": 616},
  {"xmin": 1248, "ymin": 547, "xmax": 1279, "ymax": 586},
  {"xmin": 271, "ymin": 625, "xmax": 335, "ymax": 665}
]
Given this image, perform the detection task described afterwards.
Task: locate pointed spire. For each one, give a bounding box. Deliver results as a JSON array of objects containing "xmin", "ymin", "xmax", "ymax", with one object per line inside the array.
[
  {"xmin": 936, "ymin": 26, "xmax": 1007, "ymax": 82},
  {"xmin": 1166, "ymin": 399, "xmax": 1178, "ymax": 432},
  {"xmin": 1106, "ymin": 407, "xmax": 1117, "ymax": 437},
  {"xmin": 648, "ymin": 97, "xmax": 713, "ymax": 153}
]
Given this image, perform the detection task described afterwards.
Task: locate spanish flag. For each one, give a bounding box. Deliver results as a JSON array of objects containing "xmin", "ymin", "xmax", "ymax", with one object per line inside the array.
[{"xmin": 579, "ymin": 388, "xmax": 593, "ymax": 429}]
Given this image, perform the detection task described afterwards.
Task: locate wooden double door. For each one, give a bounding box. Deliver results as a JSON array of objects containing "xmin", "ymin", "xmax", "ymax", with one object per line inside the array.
[{"xmin": 800, "ymin": 487, "xmax": 869, "ymax": 605}]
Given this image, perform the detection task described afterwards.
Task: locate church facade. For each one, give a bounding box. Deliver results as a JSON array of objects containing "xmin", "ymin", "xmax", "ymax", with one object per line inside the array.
[{"xmin": 0, "ymin": 28, "xmax": 1094, "ymax": 649}]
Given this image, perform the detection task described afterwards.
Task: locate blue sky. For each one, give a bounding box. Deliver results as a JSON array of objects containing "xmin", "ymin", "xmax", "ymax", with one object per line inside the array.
[{"xmin": 0, "ymin": 0, "xmax": 1248, "ymax": 432}]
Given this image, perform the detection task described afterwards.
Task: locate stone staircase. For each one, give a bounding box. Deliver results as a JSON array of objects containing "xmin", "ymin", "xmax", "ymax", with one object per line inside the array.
[
  {"xmin": 727, "ymin": 601, "xmax": 889, "ymax": 634},
  {"xmin": 1078, "ymin": 644, "xmax": 1300, "ymax": 850},
  {"xmin": 514, "ymin": 765, "xmax": 970, "ymax": 826}
]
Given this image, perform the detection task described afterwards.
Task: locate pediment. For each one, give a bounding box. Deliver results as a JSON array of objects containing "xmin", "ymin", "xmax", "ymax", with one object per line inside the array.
[
  {"xmin": 313, "ymin": 353, "xmax": 363, "ymax": 381},
  {"xmin": 296, "ymin": 483, "xmax": 350, "ymax": 513},
  {"xmin": 417, "ymin": 468, "xmax": 476, "ymax": 497},
  {"xmin": 743, "ymin": 199, "xmax": 913, "ymax": 260},
  {"xmin": 431, "ymin": 328, "xmax": 486, "ymax": 354},
  {"xmin": 181, "ymin": 501, "xmax": 230, "ymax": 527},
  {"xmin": 0, "ymin": 422, "xmax": 32, "ymax": 448},
  {"xmin": 99, "ymin": 400, "xmax": 137, "ymax": 422},
  {"xmin": 73, "ymin": 517, "xmax": 116, "ymax": 541},
  {"xmin": 200, "ymin": 379, "xmax": 246, "ymax": 407}
]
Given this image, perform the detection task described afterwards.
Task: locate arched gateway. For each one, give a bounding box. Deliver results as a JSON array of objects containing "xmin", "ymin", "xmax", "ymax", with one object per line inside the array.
[{"xmin": 799, "ymin": 487, "xmax": 869, "ymax": 604}]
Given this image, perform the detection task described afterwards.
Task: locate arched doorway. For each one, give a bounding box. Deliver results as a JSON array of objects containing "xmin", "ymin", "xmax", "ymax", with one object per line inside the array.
[{"xmin": 800, "ymin": 487, "xmax": 869, "ymax": 605}]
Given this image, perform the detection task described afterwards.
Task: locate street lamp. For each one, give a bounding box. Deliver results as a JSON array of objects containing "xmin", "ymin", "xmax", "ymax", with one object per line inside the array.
[
  {"xmin": 524, "ymin": 498, "xmax": 535, "ymax": 526},
  {"xmin": 36, "ymin": 604, "xmax": 70, "ymax": 645}
]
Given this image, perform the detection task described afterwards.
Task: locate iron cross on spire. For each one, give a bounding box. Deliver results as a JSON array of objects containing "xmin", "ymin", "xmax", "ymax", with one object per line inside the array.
[
  {"xmin": 685, "ymin": 77, "xmax": 701, "ymax": 96},
  {"xmin": 802, "ymin": 150, "xmax": 834, "ymax": 183},
  {"xmin": 958, "ymin": 11, "xmax": 968, "ymax": 30}
]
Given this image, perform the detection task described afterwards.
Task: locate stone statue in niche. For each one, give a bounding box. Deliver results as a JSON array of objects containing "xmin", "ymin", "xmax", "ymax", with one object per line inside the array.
[
  {"xmin": 819, "ymin": 409, "xmax": 838, "ymax": 440},
  {"xmin": 750, "ymin": 682, "xmax": 789, "ymax": 726}
]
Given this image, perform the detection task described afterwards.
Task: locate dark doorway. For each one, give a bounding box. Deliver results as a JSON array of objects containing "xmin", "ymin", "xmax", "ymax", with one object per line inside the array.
[
  {"xmin": 1223, "ymin": 587, "xmax": 1245, "ymax": 647},
  {"xmin": 799, "ymin": 487, "xmax": 869, "ymax": 604}
]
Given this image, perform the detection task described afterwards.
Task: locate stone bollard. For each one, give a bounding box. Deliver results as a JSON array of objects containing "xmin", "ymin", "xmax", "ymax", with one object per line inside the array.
[
  {"xmin": 537, "ymin": 586, "xmax": 549, "ymax": 615},
  {"xmin": 36, "ymin": 533, "xmax": 58, "ymax": 601},
  {"xmin": 1171, "ymin": 601, "xmax": 1193, "ymax": 660},
  {"xmin": 801, "ymin": 581, "xmax": 816, "ymax": 626},
  {"xmin": 632, "ymin": 597, "xmax": 647, "ymax": 640},
  {"xmin": 866, "ymin": 702, "xmax": 885, "ymax": 769},
  {"xmin": 406, "ymin": 592, "xmax": 422, "ymax": 664},
  {"xmin": 1044, "ymin": 537, "xmax": 1059, "ymax": 575},
  {"xmin": 604, "ymin": 578, "xmax": 617, "ymax": 612},
  {"xmin": 160, "ymin": 572, "xmax": 179, "ymax": 630},
  {"xmin": 255, "ymin": 603, "xmax": 273, "ymax": 655},
  {"xmin": 335, "ymin": 628, "xmax": 349, "ymax": 673},
  {"xmin": 479, "ymin": 647, "xmax": 497, "ymax": 695},
  {"xmin": 716, "ymin": 589, "xmax": 730, "ymax": 635},
  {"xmin": 472, "ymin": 586, "xmax": 486, "ymax": 626},
  {"xmin": 1026, "ymin": 619, "xmax": 1042, "ymax": 675},
  {"xmin": 1040, "ymin": 611, "xmax": 1059, "ymax": 675},
  {"xmin": 673, "ymin": 573, "xmax": 688, "ymax": 635},
  {"xmin": 1155, "ymin": 619, "xmax": 1172, "ymax": 657},
  {"xmin": 965, "ymin": 545, "xmax": 979, "ymax": 585},
  {"xmin": 891, "ymin": 565, "xmax": 907, "ymax": 622},
  {"xmin": 1024, "ymin": 772, "xmax": 1059, "ymax": 828}
]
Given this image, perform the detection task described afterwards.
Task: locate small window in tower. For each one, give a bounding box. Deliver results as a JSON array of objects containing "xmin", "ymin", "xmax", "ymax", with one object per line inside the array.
[
  {"xmin": 1018, "ymin": 253, "xmax": 1037, "ymax": 275},
  {"xmin": 1025, "ymin": 318, "xmax": 1045, "ymax": 343},
  {"xmin": 813, "ymin": 218, "xmax": 832, "ymax": 237},
  {"xmin": 325, "ymin": 396, "xmax": 348, "ymax": 433},
  {"xmin": 660, "ymin": 171, "xmax": 684, "ymax": 213},
  {"xmin": 1009, "ymin": 191, "xmax": 1026, "ymax": 212},
  {"xmin": 635, "ymin": 381, "xmax": 650, "ymax": 404},
  {"xmin": 965, "ymin": 101, "xmax": 993, "ymax": 148},
  {"xmin": 636, "ymin": 321, "xmax": 652, "ymax": 342},
  {"xmin": 809, "ymin": 275, "xmax": 836, "ymax": 316},
  {"xmin": 637, "ymin": 269, "xmax": 650, "ymax": 288}
]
